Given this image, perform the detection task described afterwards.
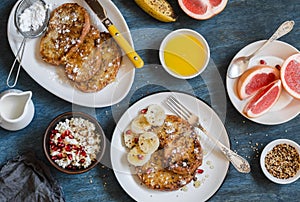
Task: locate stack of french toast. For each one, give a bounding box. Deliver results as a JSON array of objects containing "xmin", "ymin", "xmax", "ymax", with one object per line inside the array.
[
  {"xmin": 124, "ymin": 104, "xmax": 203, "ymax": 191},
  {"xmin": 40, "ymin": 3, "xmax": 122, "ymax": 93}
]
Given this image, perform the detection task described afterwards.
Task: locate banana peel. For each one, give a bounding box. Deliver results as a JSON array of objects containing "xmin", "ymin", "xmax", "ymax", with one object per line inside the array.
[{"xmin": 134, "ymin": 0, "xmax": 177, "ymax": 22}]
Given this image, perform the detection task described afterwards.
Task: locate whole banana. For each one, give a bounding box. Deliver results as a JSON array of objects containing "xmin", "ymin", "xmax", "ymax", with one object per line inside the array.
[{"xmin": 134, "ymin": 0, "xmax": 177, "ymax": 22}]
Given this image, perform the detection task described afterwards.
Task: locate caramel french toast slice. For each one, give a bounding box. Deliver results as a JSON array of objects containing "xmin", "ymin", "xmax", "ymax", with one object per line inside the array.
[
  {"xmin": 40, "ymin": 3, "xmax": 90, "ymax": 65},
  {"xmin": 163, "ymin": 132, "xmax": 203, "ymax": 175},
  {"xmin": 156, "ymin": 115, "xmax": 193, "ymax": 148},
  {"xmin": 136, "ymin": 150, "xmax": 195, "ymax": 191},
  {"xmin": 64, "ymin": 25, "xmax": 102, "ymax": 82},
  {"xmin": 75, "ymin": 32, "xmax": 122, "ymax": 92}
]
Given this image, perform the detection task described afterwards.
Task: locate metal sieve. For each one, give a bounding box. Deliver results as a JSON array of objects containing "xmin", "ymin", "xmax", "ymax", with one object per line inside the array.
[{"xmin": 7, "ymin": 0, "xmax": 50, "ymax": 88}]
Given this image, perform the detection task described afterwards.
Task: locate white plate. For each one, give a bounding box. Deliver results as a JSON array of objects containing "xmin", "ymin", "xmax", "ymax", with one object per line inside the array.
[
  {"xmin": 7, "ymin": 0, "xmax": 135, "ymax": 108},
  {"xmin": 226, "ymin": 40, "xmax": 300, "ymax": 125},
  {"xmin": 111, "ymin": 92, "xmax": 229, "ymax": 202}
]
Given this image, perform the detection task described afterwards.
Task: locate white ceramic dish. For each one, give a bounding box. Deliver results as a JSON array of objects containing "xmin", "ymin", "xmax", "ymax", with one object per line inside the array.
[
  {"xmin": 159, "ymin": 29, "xmax": 210, "ymax": 79},
  {"xmin": 111, "ymin": 92, "xmax": 229, "ymax": 202},
  {"xmin": 7, "ymin": 0, "xmax": 135, "ymax": 108},
  {"xmin": 226, "ymin": 40, "xmax": 300, "ymax": 125},
  {"xmin": 260, "ymin": 139, "xmax": 300, "ymax": 184}
]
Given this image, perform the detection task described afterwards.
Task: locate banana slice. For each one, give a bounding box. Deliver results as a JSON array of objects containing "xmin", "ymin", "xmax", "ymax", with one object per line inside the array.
[
  {"xmin": 144, "ymin": 104, "xmax": 166, "ymax": 126},
  {"xmin": 127, "ymin": 146, "xmax": 151, "ymax": 166},
  {"xmin": 131, "ymin": 114, "xmax": 151, "ymax": 134},
  {"xmin": 123, "ymin": 127, "xmax": 139, "ymax": 149},
  {"xmin": 134, "ymin": 0, "xmax": 177, "ymax": 22},
  {"xmin": 138, "ymin": 132, "xmax": 160, "ymax": 154}
]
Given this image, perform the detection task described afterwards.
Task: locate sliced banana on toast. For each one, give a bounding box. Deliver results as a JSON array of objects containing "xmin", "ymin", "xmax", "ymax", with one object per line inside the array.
[
  {"xmin": 123, "ymin": 127, "xmax": 139, "ymax": 149},
  {"xmin": 130, "ymin": 114, "xmax": 152, "ymax": 134},
  {"xmin": 127, "ymin": 147, "xmax": 151, "ymax": 166},
  {"xmin": 144, "ymin": 104, "xmax": 166, "ymax": 126},
  {"xmin": 138, "ymin": 132, "xmax": 160, "ymax": 154}
]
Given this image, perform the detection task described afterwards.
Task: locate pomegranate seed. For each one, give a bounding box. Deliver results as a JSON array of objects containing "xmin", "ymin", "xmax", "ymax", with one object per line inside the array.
[
  {"xmin": 137, "ymin": 154, "xmax": 144, "ymax": 160},
  {"xmin": 65, "ymin": 145, "xmax": 71, "ymax": 152},
  {"xmin": 141, "ymin": 109, "xmax": 148, "ymax": 114},
  {"xmin": 58, "ymin": 143, "xmax": 65, "ymax": 148},
  {"xmin": 68, "ymin": 134, "xmax": 74, "ymax": 139},
  {"xmin": 57, "ymin": 153, "xmax": 63, "ymax": 159},
  {"xmin": 57, "ymin": 137, "xmax": 62, "ymax": 142},
  {"xmin": 65, "ymin": 130, "xmax": 70, "ymax": 135},
  {"xmin": 126, "ymin": 129, "xmax": 132, "ymax": 135},
  {"xmin": 259, "ymin": 59, "xmax": 266, "ymax": 65},
  {"xmin": 51, "ymin": 130, "xmax": 58, "ymax": 134},
  {"xmin": 146, "ymin": 168, "xmax": 153, "ymax": 174},
  {"xmin": 81, "ymin": 150, "xmax": 87, "ymax": 157},
  {"xmin": 197, "ymin": 169, "xmax": 204, "ymax": 174},
  {"xmin": 51, "ymin": 145, "xmax": 58, "ymax": 151},
  {"xmin": 72, "ymin": 145, "xmax": 78, "ymax": 150},
  {"xmin": 51, "ymin": 156, "xmax": 57, "ymax": 160},
  {"xmin": 67, "ymin": 154, "xmax": 73, "ymax": 160},
  {"xmin": 49, "ymin": 140, "xmax": 55, "ymax": 145},
  {"xmin": 50, "ymin": 134, "xmax": 55, "ymax": 139},
  {"xmin": 275, "ymin": 64, "xmax": 281, "ymax": 70},
  {"xmin": 134, "ymin": 138, "xmax": 139, "ymax": 143},
  {"xmin": 79, "ymin": 159, "xmax": 85, "ymax": 164},
  {"xmin": 67, "ymin": 165, "xmax": 72, "ymax": 169}
]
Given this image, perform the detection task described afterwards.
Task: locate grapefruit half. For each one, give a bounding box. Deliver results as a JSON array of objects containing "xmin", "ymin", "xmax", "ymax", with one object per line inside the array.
[
  {"xmin": 243, "ymin": 80, "xmax": 282, "ymax": 118},
  {"xmin": 178, "ymin": 0, "xmax": 228, "ymax": 20},
  {"xmin": 280, "ymin": 53, "xmax": 300, "ymax": 99},
  {"xmin": 236, "ymin": 65, "xmax": 280, "ymax": 100}
]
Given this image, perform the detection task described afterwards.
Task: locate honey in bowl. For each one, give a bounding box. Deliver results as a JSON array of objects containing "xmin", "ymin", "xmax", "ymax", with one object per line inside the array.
[{"xmin": 160, "ymin": 29, "xmax": 210, "ymax": 79}]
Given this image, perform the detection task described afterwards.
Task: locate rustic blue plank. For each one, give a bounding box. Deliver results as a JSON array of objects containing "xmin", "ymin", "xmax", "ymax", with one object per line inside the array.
[{"xmin": 0, "ymin": 0, "xmax": 300, "ymax": 201}]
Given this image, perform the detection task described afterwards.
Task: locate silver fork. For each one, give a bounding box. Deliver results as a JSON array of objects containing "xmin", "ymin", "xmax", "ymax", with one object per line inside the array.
[{"xmin": 165, "ymin": 95, "xmax": 251, "ymax": 173}]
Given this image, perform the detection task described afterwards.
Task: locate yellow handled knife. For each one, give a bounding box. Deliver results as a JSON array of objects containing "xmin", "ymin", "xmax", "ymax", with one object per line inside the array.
[{"xmin": 85, "ymin": 0, "xmax": 144, "ymax": 68}]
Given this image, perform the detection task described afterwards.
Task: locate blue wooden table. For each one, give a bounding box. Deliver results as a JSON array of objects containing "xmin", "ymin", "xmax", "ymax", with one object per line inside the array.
[{"xmin": 0, "ymin": 0, "xmax": 300, "ymax": 201}]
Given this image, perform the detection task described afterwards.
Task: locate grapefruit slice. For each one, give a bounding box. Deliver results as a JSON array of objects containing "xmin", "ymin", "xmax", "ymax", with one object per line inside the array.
[
  {"xmin": 178, "ymin": 0, "xmax": 228, "ymax": 20},
  {"xmin": 243, "ymin": 80, "xmax": 282, "ymax": 118},
  {"xmin": 236, "ymin": 65, "xmax": 280, "ymax": 100},
  {"xmin": 280, "ymin": 53, "xmax": 300, "ymax": 99}
]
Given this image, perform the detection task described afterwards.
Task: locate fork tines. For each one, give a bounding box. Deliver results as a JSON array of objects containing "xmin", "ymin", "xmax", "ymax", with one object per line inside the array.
[{"xmin": 165, "ymin": 96, "xmax": 192, "ymax": 120}]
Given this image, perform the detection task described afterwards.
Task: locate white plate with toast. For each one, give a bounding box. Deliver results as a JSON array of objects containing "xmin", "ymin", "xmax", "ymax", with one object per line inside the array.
[
  {"xmin": 111, "ymin": 92, "xmax": 230, "ymax": 202},
  {"xmin": 7, "ymin": 0, "xmax": 135, "ymax": 107},
  {"xmin": 226, "ymin": 40, "xmax": 300, "ymax": 125}
]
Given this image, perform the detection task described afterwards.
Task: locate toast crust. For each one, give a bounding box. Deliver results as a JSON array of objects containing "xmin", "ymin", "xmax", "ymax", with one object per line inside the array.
[
  {"xmin": 75, "ymin": 32, "xmax": 122, "ymax": 92},
  {"xmin": 64, "ymin": 26, "xmax": 102, "ymax": 82},
  {"xmin": 136, "ymin": 150, "xmax": 195, "ymax": 191},
  {"xmin": 40, "ymin": 3, "xmax": 90, "ymax": 65},
  {"xmin": 136, "ymin": 114, "xmax": 203, "ymax": 191}
]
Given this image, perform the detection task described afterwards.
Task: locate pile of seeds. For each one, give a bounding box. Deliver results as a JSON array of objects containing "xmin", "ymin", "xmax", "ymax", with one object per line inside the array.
[{"xmin": 265, "ymin": 143, "xmax": 300, "ymax": 179}]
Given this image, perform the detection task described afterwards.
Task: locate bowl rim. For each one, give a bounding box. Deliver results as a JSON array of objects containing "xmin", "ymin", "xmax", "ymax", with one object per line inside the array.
[
  {"xmin": 260, "ymin": 138, "xmax": 300, "ymax": 184},
  {"xmin": 43, "ymin": 111, "xmax": 106, "ymax": 174},
  {"xmin": 159, "ymin": 28, "xmax": 210, "ymax": 79}
]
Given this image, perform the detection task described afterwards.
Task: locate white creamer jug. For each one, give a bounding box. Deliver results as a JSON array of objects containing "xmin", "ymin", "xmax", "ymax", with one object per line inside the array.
[{"xmin": 0, "ymin": 89, "xmax": 34, "ymax": 131}]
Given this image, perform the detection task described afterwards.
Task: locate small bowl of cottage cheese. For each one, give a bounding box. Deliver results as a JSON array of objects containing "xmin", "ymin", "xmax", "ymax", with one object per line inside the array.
[{"xmin": 43, "ymin": 112, "xmax": 106, "ymax": 174}]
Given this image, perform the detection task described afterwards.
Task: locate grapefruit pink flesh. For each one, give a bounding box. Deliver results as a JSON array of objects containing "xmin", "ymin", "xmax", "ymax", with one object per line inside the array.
[
  {"xmin": 210, "ymin": 0, "xmax": 222, "ymax": 7},
  {"xmin": 178, "ymin": 0, "xmax": 228, "ymax": 20},
  {"xmin": 244, "ymin": 80, "xmax": 282, "ymax": 118},
  {"xmin": 280, "ymin": 53, "xmax": 300, "ymax": 99},
  {"xmin": 182, "ymin": 0, "xmax": 207, "ymax": 15},
  {"xmin": 236, "ymin": 65, "xmax": 280, "ymax": 100},
  {"xmin": 245, "ymin": 73, "xmax": 278, "ymax": 95},
  {"xmin": 283, "ymin": 60, "xmax": 300, "ymax": 94}
]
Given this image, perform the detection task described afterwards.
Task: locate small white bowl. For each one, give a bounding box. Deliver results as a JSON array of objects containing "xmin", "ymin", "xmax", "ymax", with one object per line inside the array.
[
  {"xmin": 260, "ymin": 139, "xmax": 300, "ymax": 184},
  {"xmin": 159, "ymin": 29, "xmax": 210, "ymax": 79}
]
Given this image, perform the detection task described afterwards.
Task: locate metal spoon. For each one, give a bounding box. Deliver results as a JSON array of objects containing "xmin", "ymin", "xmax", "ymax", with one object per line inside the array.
[
  {"xmin": 7, "ymin": 0, "xmax": 49, "ymax": 88},
  {"xmin": 227, "ymin": 20, "xmax": 295, "ymax": 79}
]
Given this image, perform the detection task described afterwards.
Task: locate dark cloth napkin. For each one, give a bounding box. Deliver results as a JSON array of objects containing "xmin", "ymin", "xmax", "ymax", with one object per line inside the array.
[{"xmin": 0, "ymin": 152, "xmax": 64, "ymax": 202}]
